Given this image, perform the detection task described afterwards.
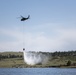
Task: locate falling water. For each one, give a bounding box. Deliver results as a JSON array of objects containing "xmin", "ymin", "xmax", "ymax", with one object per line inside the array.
[{"xmin": 23, "ymin": 49, "xmax": 49, "ymax": 65}]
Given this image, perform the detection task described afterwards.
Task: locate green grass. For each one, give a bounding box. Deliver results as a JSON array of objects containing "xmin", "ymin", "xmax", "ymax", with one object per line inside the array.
[{"xmin": 0, "ymin": 58, "xmax": 23, "ymax": 68}]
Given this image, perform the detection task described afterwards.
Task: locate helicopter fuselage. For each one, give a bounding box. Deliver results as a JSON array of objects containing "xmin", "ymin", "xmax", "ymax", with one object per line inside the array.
[
  {"xmin": 20, "ymin": 15, "xmax": 30, "ymax": 21},
  {"xmin": 21, "ymin": 17, "xmax": 28, "ymax": 21}
]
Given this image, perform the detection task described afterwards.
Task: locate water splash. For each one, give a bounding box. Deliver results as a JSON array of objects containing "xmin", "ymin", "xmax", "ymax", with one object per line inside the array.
[{"xmin": 23, "ymin": 50, "xmax": 49, "ymax": 65}]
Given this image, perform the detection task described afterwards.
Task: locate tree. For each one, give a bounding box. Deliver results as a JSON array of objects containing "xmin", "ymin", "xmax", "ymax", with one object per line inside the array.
[{"xmin": 67, "ymin": 60, "xmax": 71, "ymax": 66}]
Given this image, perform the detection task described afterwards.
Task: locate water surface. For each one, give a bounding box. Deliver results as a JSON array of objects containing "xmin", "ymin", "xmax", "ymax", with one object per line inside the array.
[{"xmin": 0, "ymin": 68, "xmax": 76, "ymax": 75}]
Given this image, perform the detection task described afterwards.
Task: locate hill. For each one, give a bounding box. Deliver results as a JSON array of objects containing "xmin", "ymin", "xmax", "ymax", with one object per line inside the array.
[{"xmin": 0, "ymin": 51, "xmax": 76, "ymax": 68}]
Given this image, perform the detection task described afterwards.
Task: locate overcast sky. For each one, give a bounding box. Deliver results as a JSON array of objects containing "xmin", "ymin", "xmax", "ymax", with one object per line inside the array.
[{"xmin": 0, "ymin": 0, "xmax": 76, "ymax": 52}]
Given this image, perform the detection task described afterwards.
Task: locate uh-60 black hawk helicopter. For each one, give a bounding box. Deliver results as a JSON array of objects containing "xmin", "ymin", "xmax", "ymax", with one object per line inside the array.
[{"xmin": 19, "ymin": 15, "xmax": 30, "ymax": 21}]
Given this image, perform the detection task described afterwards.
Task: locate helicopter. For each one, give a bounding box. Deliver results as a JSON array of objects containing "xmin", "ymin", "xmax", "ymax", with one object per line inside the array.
[{"xmin": 20, "ymin": 15, "xmax": 30, "ymax": 21}]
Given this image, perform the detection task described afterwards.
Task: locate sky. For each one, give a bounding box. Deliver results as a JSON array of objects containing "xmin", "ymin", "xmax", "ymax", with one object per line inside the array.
[{"xmin": 0, "ymin": 0, "xmax": 76, "ymax": 52}]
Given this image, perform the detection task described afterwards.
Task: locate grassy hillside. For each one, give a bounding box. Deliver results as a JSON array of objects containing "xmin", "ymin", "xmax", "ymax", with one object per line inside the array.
[{"xmin": 0, "ymin": 51, "xmax": 76, "ymax": 68}]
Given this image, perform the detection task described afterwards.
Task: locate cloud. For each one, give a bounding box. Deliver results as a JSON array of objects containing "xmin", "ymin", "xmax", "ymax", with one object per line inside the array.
[
  {"xmin": 0, "ymin": 23, "xmax": 76, "ymax": 52},
  {"xmin": 0, "ymin": 27, "xmax": 23, "ymax": 51},
  {"xmin": 23, "ymin": 27, "xmax": 76, "ymax": 52}
]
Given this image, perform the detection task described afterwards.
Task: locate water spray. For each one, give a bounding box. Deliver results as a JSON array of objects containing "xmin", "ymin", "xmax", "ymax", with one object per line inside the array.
[{"xmin": 23, "ymin": 49, "xmax": 49, "ymax": 65}]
